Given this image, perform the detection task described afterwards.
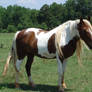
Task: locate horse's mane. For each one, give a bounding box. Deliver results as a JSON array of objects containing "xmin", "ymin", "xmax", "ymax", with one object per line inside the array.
[
  {"xmin": 55, "ymin": 29, "xmax": 64, "ymax": 59},
  {"xmin": 76, "ymin": 39, "xmax": 82, "ymax": 66},
  {"xmin": 55, "ymin": 22, "xmax": 67, "ymax": 59}
]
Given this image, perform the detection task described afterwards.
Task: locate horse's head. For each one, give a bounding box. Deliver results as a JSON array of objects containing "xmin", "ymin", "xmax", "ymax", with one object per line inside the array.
[{"xmin": 77, "ymin": 18, "xmax": 92, "ymax": 49}]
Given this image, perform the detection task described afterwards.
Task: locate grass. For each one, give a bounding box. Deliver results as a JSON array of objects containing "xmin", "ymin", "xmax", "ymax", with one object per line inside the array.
[{"xmin": 0, "ymin": 33, "xmax": 92, "ymax": 92}]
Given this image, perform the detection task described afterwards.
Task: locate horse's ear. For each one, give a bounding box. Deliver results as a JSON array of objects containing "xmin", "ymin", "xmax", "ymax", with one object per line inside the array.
[
  {"xmin": 88, "ymin": 16, "xmax": 91, "ymax": 21},
  {"xmin": 80, "ymin": 17, "xmax": 83, "ymax": 23}
]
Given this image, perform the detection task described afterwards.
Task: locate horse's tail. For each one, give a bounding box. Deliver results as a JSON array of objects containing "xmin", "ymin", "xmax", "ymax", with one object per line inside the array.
[
  {"xmin": 2, "ymin": 32, "xmax": 18, "ymax": 76},
  {"xmin": 55, "ymin": 30, "xmax": 64, "ymax": 59},
  {"xmin": 2, "ymin": 52, "xmax": 12, "ymax": 76}
]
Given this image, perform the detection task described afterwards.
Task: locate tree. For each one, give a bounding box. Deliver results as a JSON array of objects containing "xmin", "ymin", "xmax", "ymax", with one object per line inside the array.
[
  {"xmin": 38, "ymin": 4, "xmax": 52, "ymax": 29},
  {"xmin": 50, "ymin": 2, "xmax": 65, "ymax": 27},
  {"xmin": 65, "ymin": 0, "xmax": 92, "ymax": 19},
  {"xmin": 0, "ymin": 6, "xmax": 6, "ymax": 29},
  {"xmin": 0, "ymin": 0, "xmax": 92, "ymax": 33}
]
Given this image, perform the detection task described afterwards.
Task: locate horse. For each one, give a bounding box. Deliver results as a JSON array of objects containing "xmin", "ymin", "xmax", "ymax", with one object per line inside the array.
[{"xmin": 3, "ymin": 18, "xmax": 92, "ymax": 92}]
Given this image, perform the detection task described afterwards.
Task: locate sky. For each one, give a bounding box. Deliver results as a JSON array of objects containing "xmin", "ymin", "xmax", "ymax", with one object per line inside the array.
[{"xmin": 0, "ymin": 0, "xmax": 67, "ymax": 10}]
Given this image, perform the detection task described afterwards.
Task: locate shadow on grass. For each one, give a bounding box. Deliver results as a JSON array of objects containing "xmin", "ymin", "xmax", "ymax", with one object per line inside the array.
[{"xmin": 0, "ymin": 83, "xmax": 74, "ymax": 92}]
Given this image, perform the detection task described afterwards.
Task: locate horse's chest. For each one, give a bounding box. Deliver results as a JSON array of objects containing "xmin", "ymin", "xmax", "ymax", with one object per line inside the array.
[{"xmin": 61, "ymin": 36, "xmax": 78, "ymax": 59}]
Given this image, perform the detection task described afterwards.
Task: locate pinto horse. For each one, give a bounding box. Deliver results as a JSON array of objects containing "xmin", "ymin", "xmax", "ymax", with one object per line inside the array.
[{"xmin": 3, "ymin": 18, "xmax": 92, "ymax": 92}]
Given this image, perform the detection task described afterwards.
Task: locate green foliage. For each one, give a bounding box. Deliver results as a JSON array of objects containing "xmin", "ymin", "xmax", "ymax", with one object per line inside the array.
[
  {"xmin": 0, "ymin": 29, "xmax": 8, "ymax": 33},
  {"xmin": 17, "ymin": 23, "xmax": 23, "ymax": 30},
  {"xmin": 0, "ymin": 0, "xmax": 92, "ymax": 33},
  {"xmin": 7, "ymin": 25, "xmax": 17, "ymax": 33}
]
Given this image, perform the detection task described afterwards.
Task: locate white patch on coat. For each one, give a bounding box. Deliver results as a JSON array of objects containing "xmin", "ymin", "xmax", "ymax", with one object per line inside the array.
[
  {"xmin": 16, "ymin": 59, "xmax": 22, "ymax": 71},
  {"xmin": 36, "ymin": 29, "xmax": 57, "ymax": 58},
  {"xmin": 15, "ymin": 59, "xmax": 22, "ymax": 83},
  {"xmin": 25, "ymin": 28, "xmax": 40, "ymax": 33}
]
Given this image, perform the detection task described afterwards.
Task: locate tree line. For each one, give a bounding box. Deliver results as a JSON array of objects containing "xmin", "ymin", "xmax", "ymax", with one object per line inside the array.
[{"xmin": 0, "ymin": 0, "xmax": 92, "ymax": 33}]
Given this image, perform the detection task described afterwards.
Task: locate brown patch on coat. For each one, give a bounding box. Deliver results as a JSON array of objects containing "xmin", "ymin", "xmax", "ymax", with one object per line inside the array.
[
  {"xmin": 16, "ymin": 30, "xmax": 38, "ymax": 60},
  {"xmin": 37, "ymin": 30, "xmax": 48, "ymax": 35},
  {"xmin": 17, "ymin": 29, "xmax": 26, "ymax": 40},
  {"xmin": 48, "ymin": 34, "xmax": 56, "ymax": 54},
  {"xmin": 61, "ymin": 36, "xmax": 79, "ymax": 59}
]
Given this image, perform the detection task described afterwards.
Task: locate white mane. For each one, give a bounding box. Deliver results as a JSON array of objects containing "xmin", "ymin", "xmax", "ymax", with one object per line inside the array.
[{"xmin": 54, "ymin": 20, "xmax": 80, "ymax": 47}]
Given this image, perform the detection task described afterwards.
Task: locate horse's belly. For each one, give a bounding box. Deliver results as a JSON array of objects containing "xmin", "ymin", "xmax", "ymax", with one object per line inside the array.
[
  {"xmin": 37, "ymin": 47, "xmax": 56, "ymax": 59},
  {"xmin": 38, "ymin": 53, "xmax": 56, "ymax": 59}
]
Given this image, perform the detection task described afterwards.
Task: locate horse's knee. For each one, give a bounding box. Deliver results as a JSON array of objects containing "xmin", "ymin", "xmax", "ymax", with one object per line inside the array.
[
  {"xmin": 58, "ymin": 86, "xmax": 64, "ymax": 92},
  {"xmin": 25, "ymin": 62, "xmax": 31, "ymax": 76},
  {"xmin": 25, "ymin": 56, "xmax": 34, "ymax": 76},
  {"xmin": 25, "ymin": 61, "xmax": 30, "ymax": 69},
  {"xmin": 15, "ymin": 59, "xmax": 22, "ymax": 72}
]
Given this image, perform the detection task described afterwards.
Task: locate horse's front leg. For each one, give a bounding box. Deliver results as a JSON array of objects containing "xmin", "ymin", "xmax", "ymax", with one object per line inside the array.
[
  {"xmin": 25, "ymin": 55, "xmax": 35, "ymax": 88},
  {"xmin": 62, "ymin": 60, "xmax": 67, "ymax": 89},
  {"xmin": 62, "ymin": 74, "xmax": 67, "ymax": 89},
  {"xmin": 57, "ymin": 56, "xmax": 67, "ymax": 92}
]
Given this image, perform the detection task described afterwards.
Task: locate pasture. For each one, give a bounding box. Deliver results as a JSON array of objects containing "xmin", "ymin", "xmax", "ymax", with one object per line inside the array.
[{"xmin": 0, "ymin": 33, "xmax": 92, "ymax": 92}]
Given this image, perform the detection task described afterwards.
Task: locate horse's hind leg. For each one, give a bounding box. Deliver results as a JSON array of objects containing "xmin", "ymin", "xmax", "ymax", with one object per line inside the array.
[
  {"xmin": 15, "ymin": 59, "xmax": 23, "ymax": 88},
  {"xmin": 25, "ymin": 55, "xmax": 35, "ymax": 88}
]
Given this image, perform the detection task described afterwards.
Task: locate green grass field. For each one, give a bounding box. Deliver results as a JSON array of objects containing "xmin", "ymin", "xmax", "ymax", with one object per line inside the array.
[{"xmin": 0, "ymin": 33, "xmax": 92, "ymax": 92}]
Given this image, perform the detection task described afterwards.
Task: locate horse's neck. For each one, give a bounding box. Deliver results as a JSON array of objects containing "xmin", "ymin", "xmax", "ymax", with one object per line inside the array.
[
  {"xmin": 55, "ymin": 21, "xmax": 79, "ymax": 46},
  {"xmin": 48, "ymin": 20, "xmax": 79, "ymax": 46}
]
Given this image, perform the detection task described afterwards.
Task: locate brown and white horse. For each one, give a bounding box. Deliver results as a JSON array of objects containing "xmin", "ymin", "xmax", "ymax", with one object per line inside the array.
[{"xmin": 3, "ymin": 18, "xmax": 92, "ymax": 92}]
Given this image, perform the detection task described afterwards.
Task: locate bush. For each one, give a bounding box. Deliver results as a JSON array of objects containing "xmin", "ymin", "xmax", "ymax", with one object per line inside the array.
[
  {"xmin": 17, "ymin": 23, "xmax": 23, "ymax": 30},
  {"xmin": 0, "ymin": 29, "xmax": 8, "ymax": 33},
  {"xmin": 7, "ymin": 25, "xmax": 17, "ymax": 33}
]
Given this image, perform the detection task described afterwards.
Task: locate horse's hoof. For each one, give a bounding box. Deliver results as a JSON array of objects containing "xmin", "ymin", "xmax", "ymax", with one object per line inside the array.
[
  {"xmin": 2, "ymin": 72, "xmax": 6, "ymax": 76},
  {"xmin": 29, "ymin": 82, "xmax": 36, "ymax": 88},
  {"xmin": 59, "ymin": 89, "xmax": 64, "ymax": 92},
  {"xmin": 15, "ymin": 82, "xmax": 20, "ymax": 88},
  {"xmin": 62, "ymin": 83, "xmax": 67, "ymax": 89},
  {"xmin": 58, "ymin": 86, "xmax": 64, "ymax": 92}
]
